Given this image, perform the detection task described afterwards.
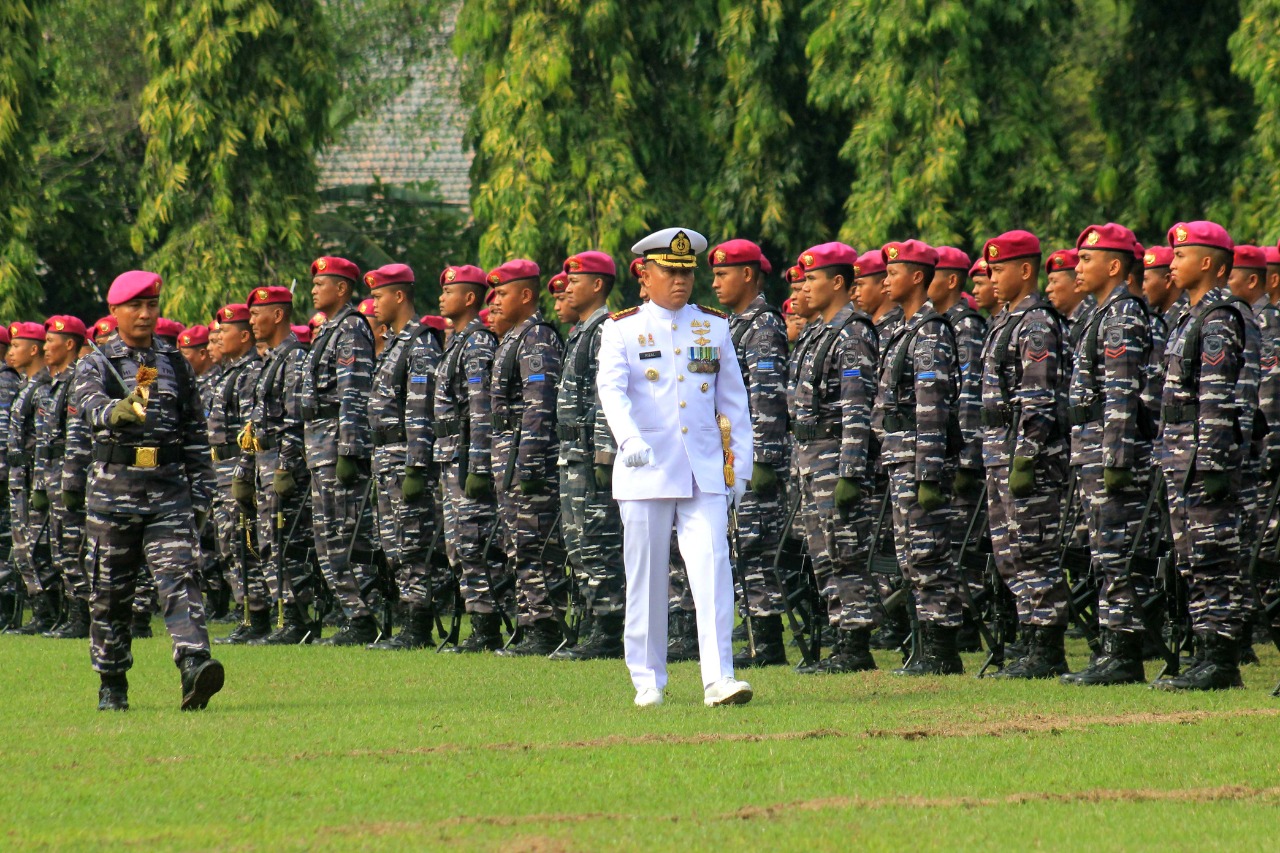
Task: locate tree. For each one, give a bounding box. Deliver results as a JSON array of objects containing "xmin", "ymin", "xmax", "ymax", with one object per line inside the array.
[
  {"xmin": 132, "ymin": 0, "xmax": 338, "ymax": 322},
  {"xmin": 0, "ymin": 0, "xmax": 46, "ymax": 321},
  {"xmin": 1227, "ymin": 0, "xmax": 1280, "ymax": 241}
]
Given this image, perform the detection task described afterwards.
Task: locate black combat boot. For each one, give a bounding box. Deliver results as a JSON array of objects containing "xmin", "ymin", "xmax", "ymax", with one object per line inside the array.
[
  {"xmin": 894, "ymin": 623, "xmax": 964, "ymax": 675},
  {"xmin": 956, "ymin": 613, "xmax": 983, "ymax": 653},
  {"xmin": 440, "ymin": 612, "xmax": 504, "ymax": 653},
  {"xmin": 98, "ymin": 673, "xmax": 128, "ymax": 712},
  {"xmin": 550, "ymin": 612, "xmax": 624, "ymax": 661},
  {"xmin": 131, "ymin": 608, "xmax": 154, "ymax": 639},
  {"xmin": 0, "ymin": 591, "xmax": 17, "ymax": 631},
  {"xmin": 495, "ymin": 618, "xmax": 563, "ymax": 657},
  {"xmin": 1152, "ymin": 633, "xmax": 1244, "ymax": 691},
  {"xmin": 9, "ymin": 589, "xmax": 57, "ymax": 635},
  {"xmin": 206, "ymin": 585, "xmax": 231, "ymax": 622},
  {"xmin": 47, "ymin": 597, "xmax": 90, "ymax": 639},
  {"xmin": 870, "ymin": 611, "xmax": 909, "ymax": 651},
  {"xmin": 997, "ymin": 625, "xmax": 1069, "ymax": 679},
  {"xmin": 251, "ymin": 603, "xmax": 317, "ymax": 645},
  {"xmin": 1239, "ymin": 639, "xmax": 1260, "ymax": 666},
  {"xmin": 367, "ymin": 604, "xmax": 433, "ymax": 650},
  {"xmin": 732, "ymin": 615, "xmax": 789, "ymax": 668},
  {"xmin": 179, "ymin": 654, "xmax": 225, "ymax": 710},
  {"xmin": 666, "ymin": 609, "xmax": 700, "ymax": 662},
  {"xmin": 319, "ymin": 613, "xmax": 379, "ymax": 646},
  {"xmin": 823, "ymin": 626, "xmax": 877, "ymax": 673},
  {"xmin": 215, "ymin": 607, "xmax": 272, "ymax": 645},
  {"xmin": 1060, "ymin": 629, "xmax": 1146, "ymax": 686}
]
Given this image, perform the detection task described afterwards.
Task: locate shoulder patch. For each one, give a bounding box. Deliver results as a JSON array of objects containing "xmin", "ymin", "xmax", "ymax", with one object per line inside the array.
[
  {"xmin": 695, "ymin": 304, "xmax": 728, "ymax": 319},
  {"xmin": 610, "ymin": 306, "xmax": 640, "ymax": 321}
]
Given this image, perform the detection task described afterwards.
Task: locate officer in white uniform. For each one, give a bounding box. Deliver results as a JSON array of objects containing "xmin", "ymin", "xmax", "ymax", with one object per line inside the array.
[{"xmin": 596, "ymin": 227, "xmax": 755, "ymax": 707}]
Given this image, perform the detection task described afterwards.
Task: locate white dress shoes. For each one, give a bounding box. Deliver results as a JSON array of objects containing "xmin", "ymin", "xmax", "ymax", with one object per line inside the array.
[
  {"xmin": 703, "ymin": 678, "xmax": 753, "ymax": 707},
  {"xmin": 634, "ymin": 687, "xmax": 664, "ymax": 707}
]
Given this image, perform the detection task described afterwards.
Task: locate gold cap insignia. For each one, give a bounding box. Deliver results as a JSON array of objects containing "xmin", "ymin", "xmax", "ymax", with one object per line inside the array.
[
  {"xmin": 54, "ymin": 320, "xmax": 65, "ymax": 331},
  {"xmin": 181, "ymin": 335, "xmax": 190, "ymax": 345},
  {"xmin": 1175, "ymin": 226, "xmax": 1188, "ymax": 243},
  {"xmin": 567, "ymin": 258, "xmax": 582, "ymax": 272},
  {"xmin": 1086, "ymin": 230, "xmax": 1100, "ymax": 246},
  {"xmin": 1144, "ymin": 252, "xmax": 1155, "ymax": 265},
  {"xmin": 488, "ymin": 273, "xmax": 501, "ymax": 285},
  {"xmin": 257, "ymin": 288, "xmax": 268, "ymax": 300},
  {"xmin": 854, "ymin": 264, "xmax": 862, "ymax": 276},
  {"xmin": 714, "ymin": 249, "xmax": 727, "ymax": 264},
  {"xmin": 444, "ymin": 268, "xmax": 457, "ymax": 282},
  {"xmin": 886, "ymin": 246, "xmax": 899, "ymax": 260},
  {"xmin": 671, "ymin": 231, "xmax": 692, "ymax": 255},
  {"xmin": 316, "ymin": 258, "xmax": 328, "ymax": 272},
  {"xmin": 224, "ymin": 308, "xmax": 234, "ymax": 319},
  {"xmin": 365, "ymin": 273, "xmax": 375, "ymax": 287},
  {"xmin": 802, "ymin": 253, "xmax": 814, "ymax": 267},
  {"xmin": 987, "ymin": 244, "xmax": 1000, "ymax": 260}
]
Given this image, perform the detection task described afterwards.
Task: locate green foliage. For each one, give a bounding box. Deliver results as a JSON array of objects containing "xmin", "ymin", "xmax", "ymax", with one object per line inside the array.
[
  {"xmin": 133, "ymin": 0, "xmax": 339, "ymax": 322},
  {"xmin": 0, "ymin": 0, "xmax": 46, "ymax": 322},
  {"xmin": 1228, "ymin": 0, "xmax": 1280, "ymax": 240}
]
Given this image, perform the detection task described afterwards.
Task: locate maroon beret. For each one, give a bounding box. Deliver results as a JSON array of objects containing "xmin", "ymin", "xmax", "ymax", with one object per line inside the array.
[
  {"xmin": 94, "ymin": 316, "xmax": 117, "ymax": 336},
  {"xmin": 421, "ymin": 315, "xmax": 447, "ymax": 332},
  {"xmin": 440, "ymin": 265, "xmax": 487, "ymax": 287},
  {"xmin": 9, "ymin": 321, "xmax": 45, "ymax": 342},
  {"xmin": 1133, "ymin": 241, "xmax": 1145, "ymax": 263},
  {"xmin": 710, "ymin": 239, "xmax": 771, "ymax": 274},
  {"xmin": 782, "ymin": 297, "xmax": 795, "ymax": 315},
  {"xmin": 548, "ymin": 272, "xmax": 569, "ymax": 294},
  {"xmin": 935, "ymin": 247, "xmax": 971, "ymax": 272},
  {"xmin": 1234, "ymin": 245, "xmax": 1267, "ymax": 271},
  {"xmin": 178, "ymin": 325, "xmax": 209, "ymax": 347},
  {"xmin": 1266, "ymin": 245, "xmax": 1280, "ymax": 266},
  {"xmin": 564, "ymin": 251, "xmax": 616, "ymax": 277},
  {"xmin": 1168, "ymin": 221, "xmax": 1233, "ymax": 252},
  {"xmin": 487, "ymin": 259, "xmax": 540, "ymax": 288},
  {"xmin": 217, "ymin": 304, "xmax": 251, "ymax": 324},
  {"xmin": 107, "ymin": 270, "xmax": 162, "ymax": 306},
  {"xmin": 984, "ymin": 230, "xmax": 1041, "ymax": 264},
  {"xmin": 853, "ymin": 251, "xmax": 886, "ymax": 278},
  {"xmin": 1144, "ymin": 246, "xmax": 1174, "ymax": 269},
  {"xmin": 45, "ymin": 315, "xmax": 87, "ymax": 340},
  {"xmin": 969, "ymin": 258, "xmax": 990, "ymax": 279},
  {"xmin": 291, "ymin": 324, "xmax": 313, "ymax": 345},
  {"xmin": 365, "ymin": 263, "xmax": 415, "ymax": 290},
  {"xmin": 308, "ymin": 311, "xmax": 327, "ymax": 330},
  {"xmin": 247, "ymin": 286, "xmax": 292, "ymax": 307},
  {"xmin": 155, "ymin": 318, "xmax": 185, "ymax": 339},
  {"xmin": 357, "ymin": 298, "xmax": 376, "ymax": 318},
  {"xmin": 784, "ymin": 264, "xmax": 804, "ymax": 284},
  {"xmin": 311, "ymin": 256, "xmax": 360, "ymax": 282},
  {"xmin": 484, "ymin": 287, "xmax": 498, "ymax": 306},
  {"xmin": 881, "ymin": 239, "xmax": 939, "ymax": 268},
  {"xmin": 1077, "ymin": 223, "xmax": 1138, "ymax": 255},
  {"xmin": 1045, "ymin": 249, "xmax": 1079, "ymax": 275},
  {"xmin": 629, "ymin": 258, "xmax": 645, "ymax": 281},
  {"xmin": 799, "ymin": 242, "xmax": 858, "ymax": 272}
]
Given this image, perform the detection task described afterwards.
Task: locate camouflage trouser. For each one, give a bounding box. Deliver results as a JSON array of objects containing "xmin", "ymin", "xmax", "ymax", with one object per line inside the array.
[
  {"xmin": 733, "ymin": 478, "xmax": 785, "ymax": 617},
  {"xmin": 559, "ymin": 461, "xmax": 624, "ymax": 615},
  {"xmin": 985, "ymin": 459, "xmax": 1070, "ymax": 627},
  {"xmin": 888, "ymin": 465, "xmax": 963, "ymax": 628},
  {"xmin": 308, "ymin": 460, "xmax": 376, "ymax": 620},
  {"xmin": 440, "ymin": 459, "xmax": 506, "ymax": 614},
  {"xmin": 1256, "ymin": 476, "xmax": 1280, "ymax": 629},
  {"xmin": 1164, "ymin": 466, "xmax": 1254, "ymax": 640},
  {"xmin": 86, "ymin": 508, "xmax": 210, "ymax": 674},
  {"xmin": 215, "ymin": 462, "xmax": 270, "ymax": 612},
  {"xmin": 0, "ymin": 487, "xmax": 13, "ymax": 595},
  {"xmin": 496, "ymin": 480, "xmax": 559, "ymax": 627},
  {"xmin": 9, "ymin": 480, "xmax": 52, "ymax": 596},
  {"xmin": 949, "ymin": 482, "xmax": 986, "ymax": 595},
  {"xmin": 1066, "ymin": 465, "xmax": 1090, "ymax": 552},
  {"xmin": 1081, "ymin": 460, "xmax": 1149, "ymax": 633},
  {"xmin": 254, "ymin": 452, "xmax": 316, "ymax": 608},
  {"xmin": 372, "ymin": 445, "xmax": 439, "ymax": 608},
  {"xmin": 799, "ymin": 452, "xmax": 877, "ymax": 629},
  {"xmin": 48, "ymin": 492, "xmax": 89, "ymax": 602}
]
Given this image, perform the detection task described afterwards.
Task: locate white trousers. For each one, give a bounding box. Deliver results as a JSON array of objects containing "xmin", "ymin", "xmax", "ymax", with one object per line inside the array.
[{"xmin": 618, "ymin": 486, "xmax": 736, "ymax": 691}]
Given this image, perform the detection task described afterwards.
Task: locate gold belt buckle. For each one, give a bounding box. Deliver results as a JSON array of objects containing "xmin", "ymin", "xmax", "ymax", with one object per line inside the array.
[{"xmin": 135, "ymin": 447, "xmax": 159, "ymax": 468}]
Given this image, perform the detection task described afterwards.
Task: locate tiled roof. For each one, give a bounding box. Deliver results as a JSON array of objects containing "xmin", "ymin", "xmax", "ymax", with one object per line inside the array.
[{"xmin": 318, "ymin": 23, "xmax": 472, "ymax": 207}]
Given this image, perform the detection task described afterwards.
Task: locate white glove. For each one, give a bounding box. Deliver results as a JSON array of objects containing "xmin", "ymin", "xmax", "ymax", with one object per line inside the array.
[
  {"xmin": 732, "ymin": 478, "xmax": 747, "ymax": 506},
  {"xmin": 622, "ymin": 438, "xmax": 653, "ymax": 468}
]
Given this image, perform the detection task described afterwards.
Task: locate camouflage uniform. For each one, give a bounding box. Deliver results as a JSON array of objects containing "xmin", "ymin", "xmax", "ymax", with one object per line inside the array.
[
  {"xmin": 490, "ymin": 312, "xmax": 562, "ymax": 627},
  {"xmin": 1068, "ymin": 283, "xmax": 1154, "ymax": 634},
  {"xmin": 1064, "ymin": 295, "xmax": 1098, "ymax": 557},
  {"xmin": 1252, "ymin": 296, "xmax": 1280, "ymax": 629},
  {"xmin": 556, "ymin": 306, "xmax": 624, "ymax": 615},
  {"xmin": 35, "ymin": 363, "xmax": 89, "ymax": 603},
  {"xmin": 209, "ymin": 350, "xmax": 267, "ymax": 613},
  {"xmin": 8, "ymin": 368, "xmax": 53, "ymax": 599},
  {"xmin": 790, "ymin": 303, "xmax": 879, "ymax": 630},
  {"xmin": 370, "ymin": 320, "xmax": 443, "ymax": 608},
  {"xmin": 433, "ymin": 316, "xmax": 505, "ymax": 614},
  {"xmin": 980, "ymin": 292, "xmax": 1071, "ymax": 628},
  {"xmin": 0, "ymin": 363, "xmax": 21, "ymax": 609},
  {"xmin": 873, "ymin": 303, "xmax": 963, "ymax": 627},
  {"xmin": 728, "ymin": 294, "xmax": 789, "ymax": 617},
  {"xmin": 241, "ymin": 334, "xmax": 315, "ymax": 610},
  {"xmin": 1067, "ymin": 295, "xmax": 1098, "ymax": 351},
  {"xmin": 69, "ymin": 336, "xmax": 216, "ymax": 674},
  {"xmin": 194, "ymin": 363, "xmax": 225, "ymax": 599},
  {"xmin": 946, "ymin": 301, "xmax": 989, "ymax": 555},
  {"xmin": 300, "ymin": 303, "xmax": 377, "ymax": 620}
]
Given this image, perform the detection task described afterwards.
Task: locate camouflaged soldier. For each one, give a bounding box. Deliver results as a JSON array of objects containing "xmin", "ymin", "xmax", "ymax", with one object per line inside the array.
[
  {"xmin": 434, "ymin": 264, "xmax": 507, "ymax": 652},
  {"xmin": 72, "ymin": 271, "xmax": 223, "ymax": 712},
  {"xmin": 484, "ymin": 260, "xmax": 565, "ymax": 657},
  {"xmin": 1045, "ymin": 249, "xmax": 1091, "ymax": 561},
  {"xmin": 549, "ymin": 251, "xmax": 627, "ymax": 662},
  {"xmin": 707, "ymin": 240, "xmax": 790, "ymax": 668},
  {"xmin": 178, "ymin": 323, "xmax": 226, "ymax": 612},
  {"xmin": 238, "ymin": 285, "xmax": 317, "ymax": 645},
  {"xmin": 1150, "ymin": 222, "xmax": 1260, "ymax": 691},
  {"xmin": 1059, "ymin": 224, "xmax": 1156, "ymax": 686},
  {"xmin": 203, "ymin": 305, "xmax": 271, "ymax": 645},
  {"xmin": 300, "ymin": 256, "xmax": 380, "ymax": 646},
  {"xmin": 874, "ymin": 241, "xmax": 965, "ymax": 674},
  {"xmin": 362, "ymin": 264, "xmax": 445, "ymax": 652},
  {"xmin": 856, "ymin": 257, "xmax": 902, "ymax": 345},
  {"xmin": 4, "ymin": 322, "xmax": 54, "ymax": 635},
  {"xmin": 979, "ymin": 230, "xmax": 1074, "ymax": 679},
  {"xmin": 0, "ymin": 327, "xmax": 24, "ymax": 629},
  {"xmin": 33, "ymin": 317, "xmax": 90, "ymax": 639},
  {"xmin": 790, "ymin": 242, "xmax": 881, "ymax": 673}
]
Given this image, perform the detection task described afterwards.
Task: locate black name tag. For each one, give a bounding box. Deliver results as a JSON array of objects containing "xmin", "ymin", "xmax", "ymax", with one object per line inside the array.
[{"xmin": 639, "ymin": 350, "xmax": 661, "ymax": 360}]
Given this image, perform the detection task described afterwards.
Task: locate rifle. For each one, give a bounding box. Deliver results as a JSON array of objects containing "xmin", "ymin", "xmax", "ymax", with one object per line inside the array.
[
  {"xmin": 767, "ymin": 487, "xmax": 822, "ymax": 667},
  {"xmin": 1245, "ymin": 473, "xmax": 1280, "ymax": 695},
  {"xmin": 1116, "ymin": 467, "xmax": 1178, "ymax": 675},
  {"xmin": 868, "ymin": 487, "xmax": 915, "ymax": 662},
  {"xmin": 1057, "ymin": 469, "xmax": 1101, "ymax": 655},
  {"xmin": 538, "ymin": 511, "xmax": 580, "ymax": 652},
  {"xmin": 952, "ymin": 484, "xmax": 1003, "ymax": 671}
]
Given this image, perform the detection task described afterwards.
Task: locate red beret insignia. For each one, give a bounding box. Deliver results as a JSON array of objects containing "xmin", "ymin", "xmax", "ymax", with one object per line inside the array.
[
  {"xmin": 854, "ymin": 264, "xmax": 862, "ymax": 276},
  {"xmin": 1175, "ymin": 227, "xmax": 1188, "ymax": 244},
  {"xmin": 714, "ymin": 250, "xmax": 727, "ymax": 264},
  {"xmin": 1144, "ymin": 252, "xmax": 1155, "ymax": 266},
  {"xmin": 1086, "ymin": 231, "xmax": 1100, "ymax": 246},
  {"xmin": 488, "ymin": 272, "xmax": 501, "ymax": 285},
  {"xmin": 445, "ymin": 268, "xmax": 457, "ymax": 282},
  {"xmin": 987, "ymin": 244, "xmax": 1000, "ymax": 260},
  {"xmin": 180, "ymin": 334, "xmax": 191, "ymax": 345},
  {"xmin": 54, "ymin": 320, "xmax": 65, "ymax": 331},
  {"xmin": 802, "ymin": 253, "xmax": 814, "ymax": 267},
  {"xmin": 567, "ymin": 258, "xmax": 582, "ymax": 272},
  {"xmin": 257, "ymin": 288, "xmax": 268, "ymax": 301},
  {"xmin": 886, "ymin": 246, "xmax": 899, "ymax": 261},
  {"xmin": 365, "ymin": 273, "xmax": 375, "ymax": 287},
  {"xmin": 316, "ymin": 259, "xmax": 328, "ymax": 271}
]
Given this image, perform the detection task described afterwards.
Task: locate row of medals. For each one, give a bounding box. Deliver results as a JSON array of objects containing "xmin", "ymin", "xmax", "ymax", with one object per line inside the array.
[{"xmin": 641, "ymin": 319, "xmax": 719, "ymax": 381}]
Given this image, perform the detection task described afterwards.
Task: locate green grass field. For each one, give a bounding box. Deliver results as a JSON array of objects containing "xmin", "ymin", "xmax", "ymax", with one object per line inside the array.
[{"xmin": 4, "ymin": 620, "xmax": 1280, "ymax": 851}]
